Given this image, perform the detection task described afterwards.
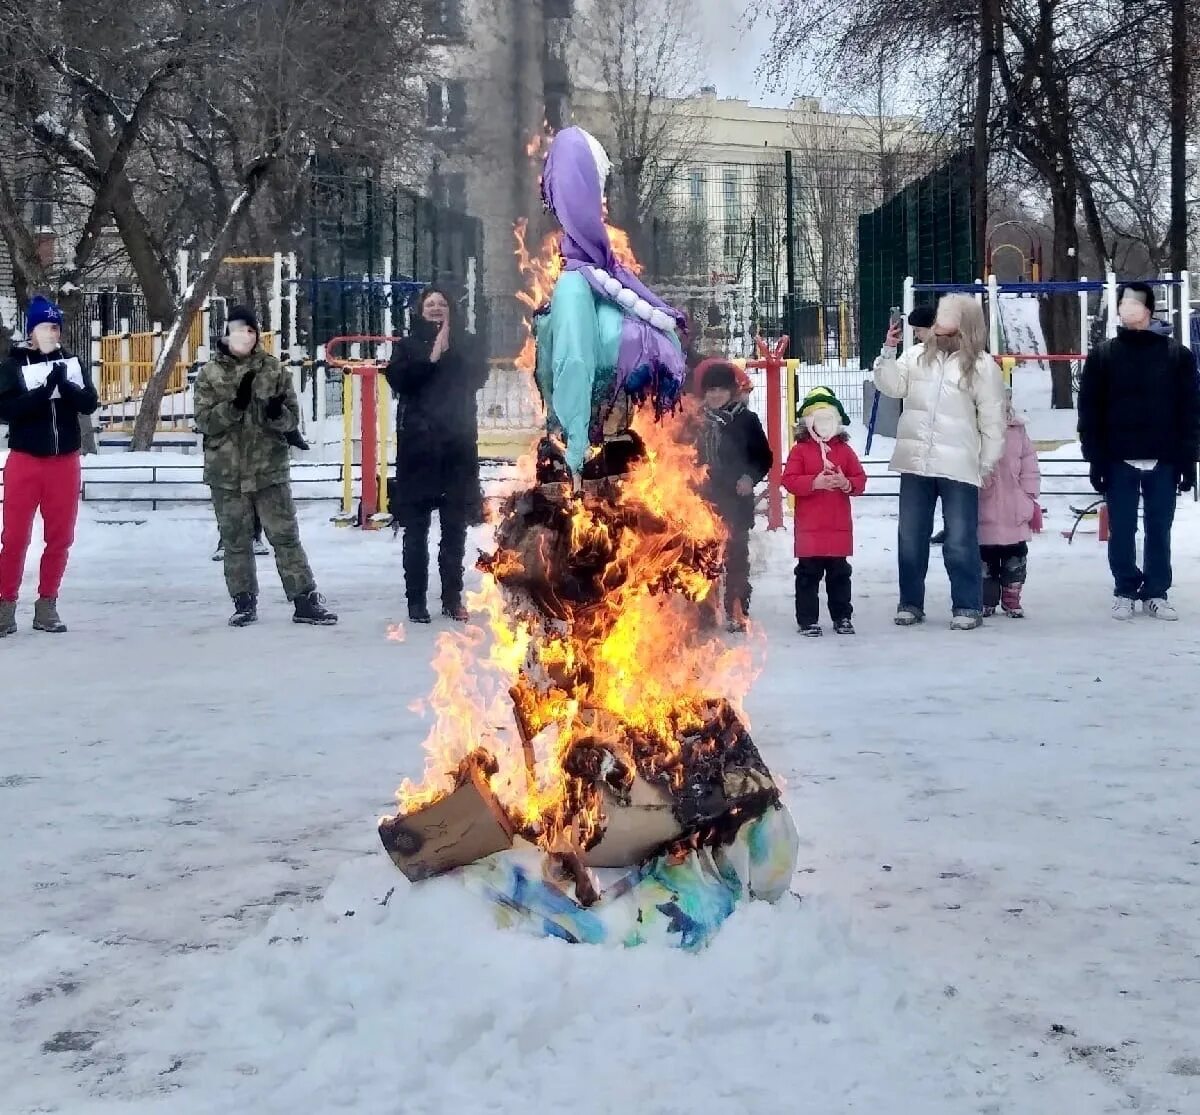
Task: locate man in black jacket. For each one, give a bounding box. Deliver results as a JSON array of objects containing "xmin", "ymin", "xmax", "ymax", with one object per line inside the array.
[
  {"xmin": 0, "ymin": 295, "xmax": 99, "ymax": 635},
  {"xmin": 696, "ymin": 360, "xmax": 773, "ymax": 633},
  {"xmin": 1077, "ymin": 281, "xmax": 1200, "ymax": 621}
]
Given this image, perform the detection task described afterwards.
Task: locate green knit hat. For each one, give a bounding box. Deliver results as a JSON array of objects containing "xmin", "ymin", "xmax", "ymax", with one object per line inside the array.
[{"xmin": 798, "ymin": 386, "xmax": 850, "ymax": 427}]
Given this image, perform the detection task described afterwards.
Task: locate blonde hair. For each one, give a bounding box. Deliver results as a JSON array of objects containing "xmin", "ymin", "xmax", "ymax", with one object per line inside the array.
[{"xmin": 922, "ymin": 293, "xmax": 989, "ymax": 378}]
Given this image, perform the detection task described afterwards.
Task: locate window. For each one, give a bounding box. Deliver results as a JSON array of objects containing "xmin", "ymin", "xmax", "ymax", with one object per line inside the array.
[
  {"xmin": 545, "ymin": 91, "xmax": 569, "ymax": 133},
  {"xmin": 422, "ymin": 0, "xmax": 464, "ymax": 40},
  {"xmin": 29, "ymin": 173, "xmax": 54, "ymax": 231},
  {"xmin": 435, "ymin": 172, "xmax": 467, "ymax": 213},
  {"xmin": 426, "ymin": 80, "xmax": 467, "ymax": 130},
  {"xmin": 722, "ymin": 169, "xmax": 741, "ymax": 260},
  {"xmin": 688, "ymin": 168, "xmax": 704, "ymax": 210}
]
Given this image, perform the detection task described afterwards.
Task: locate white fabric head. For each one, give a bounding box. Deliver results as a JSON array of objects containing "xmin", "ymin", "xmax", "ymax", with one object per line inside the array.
[{"xmin": 579, "ymin": 128, "xmax": 612, "ymax": 192}]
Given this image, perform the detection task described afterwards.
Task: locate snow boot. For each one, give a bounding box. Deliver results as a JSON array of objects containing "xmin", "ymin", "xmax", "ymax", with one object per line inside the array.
[
  {"xmin": 408, "ymin": 601, "xmax": 432, "ymax": 625},
  {"xmin": 294, "ymin": 591, "xmax": 338, "ymax": 626},
  {"xmin": 833, "ymin": 618, "xmax": 855, "ymax": 635},
  {"xmin": 442, "ymin": 600, "xmax": 470, "ymax": 623},
  {"xmin": 1001, "ymin": 584, "xmax": 1025, "ymax": 618},
  {"xmin": 33, "ymin": 598, "xmax": 67, "ymax": 633},
  {"xmin": 0, "ymin": 599, "xmax": 16, "ymax": 637},
  {"xmin": 799, "ymin": 624, "xmax": 822, "ymax": 638},
  {"xmin": 229, "ymin": 593, "xmax": 258, "ymax": 628}
]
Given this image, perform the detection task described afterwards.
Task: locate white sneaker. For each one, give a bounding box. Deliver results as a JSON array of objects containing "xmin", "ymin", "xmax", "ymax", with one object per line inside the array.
[
  {"xmin": 950, "ymin": 613, "xmax": 983, "ymax": 631},
  {"xmin": 253, "ymin": 539, "xmax": 270, "ymax": 557},
  {"xmin": 1111, "ymin": 598, "xmax": 1136, "ymax": 622},
  {"xmin": 1144, "ymin": 598, "xmax": 1178, "ymax": 621}
]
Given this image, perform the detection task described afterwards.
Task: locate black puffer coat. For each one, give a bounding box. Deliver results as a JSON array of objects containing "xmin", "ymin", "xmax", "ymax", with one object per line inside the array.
[{"xmin": 385, "ymin": 320, "xmax": 487, "ymax": 517}]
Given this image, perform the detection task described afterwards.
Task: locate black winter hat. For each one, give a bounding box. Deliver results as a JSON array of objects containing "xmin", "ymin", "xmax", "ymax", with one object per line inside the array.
[
  {"xmin": 908, "ymin": 304, "xmax": 936, "ymax": 329},
  {"xmin": 1117, "ymin": 282, "xmax": 1155, "ymax": 314},
  {"xmin": 700, "ymin": 361, "xmax": 738, "ymax": 393},
  {"xmin": 226, "ymin": 305, "xmax": 260, "ymax": 332}
]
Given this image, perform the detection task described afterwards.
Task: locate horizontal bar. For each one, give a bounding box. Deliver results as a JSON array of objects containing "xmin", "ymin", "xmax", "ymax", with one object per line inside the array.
[{"xmin": 996, "ymin": 353, "xmax": 1088, "ymax": 361}]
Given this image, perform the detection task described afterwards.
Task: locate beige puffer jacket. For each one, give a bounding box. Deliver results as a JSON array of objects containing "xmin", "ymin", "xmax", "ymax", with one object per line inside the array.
[{"xmin": 873, "ymin": 344, "xmax": 1007, "ymax": 487}]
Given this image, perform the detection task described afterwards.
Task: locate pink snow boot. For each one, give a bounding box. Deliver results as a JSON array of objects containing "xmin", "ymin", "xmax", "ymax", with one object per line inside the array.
[{"xmin": 1001, "ymin": 584, "xmax": 1024, "ymax": 618}]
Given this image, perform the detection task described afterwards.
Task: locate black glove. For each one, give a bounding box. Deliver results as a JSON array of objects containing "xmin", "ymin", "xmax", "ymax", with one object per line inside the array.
[
  {"xmin": 1179, "ymin": 464, "xmax": 1196, "ymax": 494},
  {"xmin": 233, "ymin": 369, "xmax": 256, "ymax": 410},
  {"xmin": 285, "ymin": 429, "xmax": 310, "ymax": 451},
  {"xmin": 1089, "ymin": 463, "xmax": 1107, "ymax": 495},
  {"xmin": 47, "ymin": 361, "xmax": 68, "ymax": 390},
  {"xmin": 265, "ymin": 392, "xmax": 286, "ymax": 421}
]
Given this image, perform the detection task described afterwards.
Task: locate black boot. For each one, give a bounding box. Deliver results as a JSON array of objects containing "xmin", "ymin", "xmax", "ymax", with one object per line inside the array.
[
  {"xmin": 229, "ymin": 592, "xmax": 258, "ymax": 628},
  {"xmin": 408, "ymin": 601, "xmax": 432, "ymax": 624},
  {"xmin": 442, "ymin": 600, "xmax": 469, "ymax": 622},
  {"xmin": 293, "ymin": 590, "xmax": 338, "ymax": 626}
]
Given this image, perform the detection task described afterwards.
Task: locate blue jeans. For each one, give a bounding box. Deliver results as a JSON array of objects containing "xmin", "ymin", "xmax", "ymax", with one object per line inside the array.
[
  {"xmin": 898, "ymin": 474, "xmax": 982, "ymax": 615},
  {"xmin": 1105, "ymin": 461, "xmax": 1177, "ymax": 599}
]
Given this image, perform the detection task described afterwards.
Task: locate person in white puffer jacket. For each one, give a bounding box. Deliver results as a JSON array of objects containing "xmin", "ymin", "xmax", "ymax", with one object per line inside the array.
[{"xmin": 874, "ymin": 294, "xmax": 1007, "ymax": 630}]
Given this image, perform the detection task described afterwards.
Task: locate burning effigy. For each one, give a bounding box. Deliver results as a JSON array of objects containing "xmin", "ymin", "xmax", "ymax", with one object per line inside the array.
[{"xmin": 378, "ymin": 128, "xmax": 798, "ymax": 951}]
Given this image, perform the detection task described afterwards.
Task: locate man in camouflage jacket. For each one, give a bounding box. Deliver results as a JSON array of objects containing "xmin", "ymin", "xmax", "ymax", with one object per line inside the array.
[{"xmin": 194, "ymin": 305, "xmax": 336, "ymax": 627}]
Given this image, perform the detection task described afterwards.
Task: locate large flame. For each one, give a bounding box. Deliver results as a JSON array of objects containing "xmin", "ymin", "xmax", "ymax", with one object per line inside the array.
[
  {"xmin": 397, "ymin": 404, "xmax": 758, "ymax": 852},
  {"xmin": 398, "ymin": 188, "xmax": 756, "ymax": 861}
]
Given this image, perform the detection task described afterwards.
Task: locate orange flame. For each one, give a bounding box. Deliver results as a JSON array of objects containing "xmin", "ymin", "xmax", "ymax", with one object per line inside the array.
[{"xmin": 396, "ymin": 177, "xmax": 759, "ymax": 861}]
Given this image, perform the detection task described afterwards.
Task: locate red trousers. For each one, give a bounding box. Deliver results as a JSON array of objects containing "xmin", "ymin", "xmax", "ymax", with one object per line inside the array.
[{"xmin": 0, "ymin": 450, "xmax": 82, "ymax": 601}]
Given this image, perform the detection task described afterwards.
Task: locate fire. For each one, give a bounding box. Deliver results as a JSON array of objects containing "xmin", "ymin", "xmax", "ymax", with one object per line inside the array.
[
  {"xmin": 396, "ymin": 182, "xmax": 759, "ymax": 866},
  {"xmin": 396, "ymin": 403, "xmax": 759, "ymax": 854}
]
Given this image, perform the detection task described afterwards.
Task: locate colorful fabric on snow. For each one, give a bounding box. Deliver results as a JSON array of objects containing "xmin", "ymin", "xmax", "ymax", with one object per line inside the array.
[{"xmin": 461, "ymin": 805, "xmax": 799, "ymax": 952}]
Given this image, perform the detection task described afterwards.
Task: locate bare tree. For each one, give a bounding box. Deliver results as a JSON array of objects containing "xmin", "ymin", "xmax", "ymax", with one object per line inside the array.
[
  {"xmin": 130, "ymin": 0, "xmax": 428, "ymax": 448},
  {"xmin": 573, "ymin": 0, "xmax": 709, "ymax": 250}
]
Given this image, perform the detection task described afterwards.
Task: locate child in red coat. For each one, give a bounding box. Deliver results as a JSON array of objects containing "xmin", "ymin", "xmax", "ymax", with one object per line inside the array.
[{"xmin": 781, "ymin": 387, "xmax": 867, "ymax": 636}]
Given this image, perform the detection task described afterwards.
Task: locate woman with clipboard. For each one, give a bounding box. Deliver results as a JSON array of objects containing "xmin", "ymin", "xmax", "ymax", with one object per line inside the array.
[{"xmin": 0, "ymin": 295, "xmax": 98, "ymax": 636}]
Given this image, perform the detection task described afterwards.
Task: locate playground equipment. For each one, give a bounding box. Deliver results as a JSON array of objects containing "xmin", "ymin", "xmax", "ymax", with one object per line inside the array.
[
  {"xmin": 325, "ymin": 334, "xmax": 403, "ymax": 529},
  {"xmin": 745, "ymin": 335, "xmax": 790, "ymax": 532},
  {"xmin": 899, "ymin": 272, "xmax": 1194, "ymax": 352}
]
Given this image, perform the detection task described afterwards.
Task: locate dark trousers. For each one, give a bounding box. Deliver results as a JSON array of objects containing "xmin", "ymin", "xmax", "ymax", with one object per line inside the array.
[
  {"xmin": 1106, "ymin": 461, "xmax": 1177, "ymax": 600},
  {"xmin": 980, "ymin": 542, "xmax": 1028, "ymax": 609},
  {"xmin": 402, "ymin": 500, "xmax": 468, "ymax": 607},
  {"xmin": 898, "ymin": 473, "xmax": 982, "ymax": 615},
  {"xmin": 724, "ymin": 524, "xmax": 751, "ymax": 616},
  {"xmin": 795, "ymin": 557, "xmax": 852, "ymax": 627}
]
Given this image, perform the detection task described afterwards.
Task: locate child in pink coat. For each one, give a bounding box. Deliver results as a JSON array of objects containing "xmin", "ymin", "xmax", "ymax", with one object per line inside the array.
[{"xmin": 978, "ymin": 394, "xmax": 1040, "ymax": 617}]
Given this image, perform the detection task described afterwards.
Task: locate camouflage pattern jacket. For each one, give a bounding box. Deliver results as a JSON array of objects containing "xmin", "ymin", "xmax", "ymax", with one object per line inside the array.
[{"xmin": 194, "ymin": 345, "xmax": 300, "ymax": 493}]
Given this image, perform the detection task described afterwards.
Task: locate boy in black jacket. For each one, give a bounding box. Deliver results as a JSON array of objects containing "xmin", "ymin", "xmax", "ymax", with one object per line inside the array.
[
  {"xmin": 1077, "ymin": 281, "xmax": 1200, "ymax": 620},
  {"xmin": 697, "ymin": 361, "xmax": 773, "ymax": 632},
  {"xmin": 0, "ymin": 295, "xmax": 99, "ymax": 636}
]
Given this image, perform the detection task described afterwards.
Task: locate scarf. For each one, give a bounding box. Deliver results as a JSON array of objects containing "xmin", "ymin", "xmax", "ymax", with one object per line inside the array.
[{"xmin": 701, "ymin": 401, "xmax": 747, "ymax": 467}]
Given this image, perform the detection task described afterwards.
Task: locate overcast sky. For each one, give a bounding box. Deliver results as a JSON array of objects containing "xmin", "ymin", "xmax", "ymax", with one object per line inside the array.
[{"xmin": 692, "ymin": 1, "xmax": 793, "ymax": 107}]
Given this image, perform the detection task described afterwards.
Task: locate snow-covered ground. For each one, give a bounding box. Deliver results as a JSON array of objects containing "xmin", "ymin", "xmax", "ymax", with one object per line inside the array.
[{"xmin": 5, "ymin": 496, "xmax": 1200, "ymax": 1114}]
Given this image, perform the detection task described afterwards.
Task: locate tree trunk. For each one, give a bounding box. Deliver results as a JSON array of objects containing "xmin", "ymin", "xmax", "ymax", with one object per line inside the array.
[
  {"xmin": 1169, "ymin": 0, "xmax": 1188, "ymax": 274},
  {"xmin": 973, "ymin": 0, "xmax": 998, "ymax": 276},
  {"xmin": 130, "ymin": 168, "xmax": 272, "ymax": 450},
  {"xmin": 1043, "ymin": 182, "xmax": 1081, "ymax": 410}
]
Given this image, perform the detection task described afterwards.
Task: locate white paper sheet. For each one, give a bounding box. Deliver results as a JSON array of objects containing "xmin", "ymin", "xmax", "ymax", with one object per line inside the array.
[{"xmin": 19, "ymin": 356, "xmax": 85, "ymax": 400}]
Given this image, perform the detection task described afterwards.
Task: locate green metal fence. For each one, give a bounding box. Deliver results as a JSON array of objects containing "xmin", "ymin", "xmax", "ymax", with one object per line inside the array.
[{"xmin": 857, "ymin": 150, "xmax": 976, "ymax": 368}]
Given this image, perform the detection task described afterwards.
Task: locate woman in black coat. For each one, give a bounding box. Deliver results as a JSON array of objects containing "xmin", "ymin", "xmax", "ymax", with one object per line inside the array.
[{"xmin": 385, "ymin": 286, "xmax": 487, "ymax": 624}]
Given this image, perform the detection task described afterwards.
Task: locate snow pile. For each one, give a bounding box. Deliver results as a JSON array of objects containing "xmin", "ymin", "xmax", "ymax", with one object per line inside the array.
[{"xmin": 5, "ymin": 509, "xmax": 1200, "ymax": 1112}]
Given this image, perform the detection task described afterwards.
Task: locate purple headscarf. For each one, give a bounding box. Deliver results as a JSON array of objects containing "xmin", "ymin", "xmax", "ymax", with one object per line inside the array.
[{"xmin": 541, "ymin": 127, "xmax": 687, "ymax": 394}]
